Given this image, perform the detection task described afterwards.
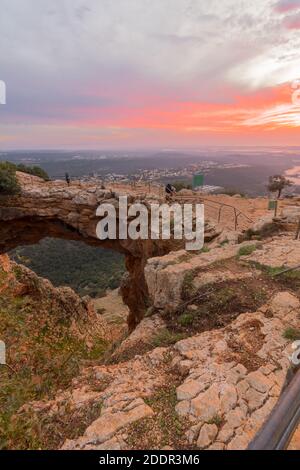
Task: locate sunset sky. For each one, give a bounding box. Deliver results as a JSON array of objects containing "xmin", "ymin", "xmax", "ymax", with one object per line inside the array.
[{"xmin": 1, "ymin": 0, "xmax": 300, "ymax": 149}]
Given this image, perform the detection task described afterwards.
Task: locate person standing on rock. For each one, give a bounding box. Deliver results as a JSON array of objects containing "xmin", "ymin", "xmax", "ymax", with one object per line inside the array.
[{"xmin": 65, "ymin": 173, "xmax": 71, "ymax": 186}]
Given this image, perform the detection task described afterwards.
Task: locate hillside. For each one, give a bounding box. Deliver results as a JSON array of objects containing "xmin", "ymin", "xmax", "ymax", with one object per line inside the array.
[
  {"xmin": 0, "ymin": 255, "xmax": 118, "ymax": 449},
  {"xmin": 2, "ymin": 212, "xmax": 300, "ymax": 449},
  {"xmin": 2, "ymin": 175, "xmax": 300, "ymax": 449}
]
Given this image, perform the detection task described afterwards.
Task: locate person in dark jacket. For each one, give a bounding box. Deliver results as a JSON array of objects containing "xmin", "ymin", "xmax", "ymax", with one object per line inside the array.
[
  {"xmin": 65, "ymin": 173, "xmax": 71, "ymax": 186},
  {"xmin": 165, "ymin": 183, "xmax": 176, "ymax": 200}
]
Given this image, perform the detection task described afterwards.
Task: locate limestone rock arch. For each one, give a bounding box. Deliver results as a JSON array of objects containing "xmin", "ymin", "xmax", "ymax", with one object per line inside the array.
[{"xmin": 0, "ymin": 174, "xmax": 173, "ymax": 330}]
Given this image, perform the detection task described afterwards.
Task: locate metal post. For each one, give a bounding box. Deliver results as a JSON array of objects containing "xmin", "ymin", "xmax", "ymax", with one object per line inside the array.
[
  {"xmin": 248, "ymin": 367, "xmax": 300, "ymax": 450},
  {"xmin": 295, "ymin": 217, "xmax": 300, "ymax": 240},
  {"xmin": 234, "ymin": 208, "xmax": 238, "ymax": 231},
  {"xmin": 218, "ymin": 206, "xmax": 222, "ymax": 223},
  {"xmin": 275, "ymin": 200, "xmax": 278, "ymax": 217}
]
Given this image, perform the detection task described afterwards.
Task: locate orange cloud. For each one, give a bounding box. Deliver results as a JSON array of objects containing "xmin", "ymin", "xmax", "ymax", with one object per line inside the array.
[{"xmin": 70, "ymin": 83, "xmax": 298, "ymax": 137}]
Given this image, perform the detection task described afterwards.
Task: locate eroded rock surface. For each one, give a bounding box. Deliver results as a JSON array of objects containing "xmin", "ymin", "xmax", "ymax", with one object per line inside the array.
[
  {"xmin": 145, "ymin": 242, "xmax": 259, "ymax": 313},
  {"xmin": 22, "ymin": 290, "xmax": 299, "ymax": 450},
  {"xmin": 245, "ymin": 236, "xmax": 300, "ymax": 268}
]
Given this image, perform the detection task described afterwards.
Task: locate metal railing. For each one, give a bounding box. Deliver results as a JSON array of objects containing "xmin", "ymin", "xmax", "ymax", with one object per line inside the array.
[
  {"xmin": 248, "ymin": 366, "xmax": 300, "ymax": 450},
  {"xmin": 174, "ymin": 194, "xmax": 254, "ymax": 230},
  {"xmin": 49, "ymin": 178, "xmax": 255, "ymax": 231},
  {"xmin": 107, "ymin": 184, "xmax": 254, "ymax": 231}
]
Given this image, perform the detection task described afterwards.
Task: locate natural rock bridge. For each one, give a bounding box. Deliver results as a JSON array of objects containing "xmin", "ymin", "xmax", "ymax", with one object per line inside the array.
[
  {"xmin": 0, "ymin": 173, "xmax": 178, "ymax": 329},
  {"xmin": 0, "ymin": 172, "xmax": 270, "ymax": 329}
]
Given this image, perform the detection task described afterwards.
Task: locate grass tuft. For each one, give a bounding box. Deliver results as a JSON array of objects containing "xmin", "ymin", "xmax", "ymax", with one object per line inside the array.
[
  {"xmin": 283, "ymin": 327, "xmax": 300, "ymax": 341},
  {"xmin": 151, "ymin": 329, "xmax": 186, "ymax": 347},
  {"xmin": 237, "ymin": 244, "xmax": 257, "ymax": 258}
]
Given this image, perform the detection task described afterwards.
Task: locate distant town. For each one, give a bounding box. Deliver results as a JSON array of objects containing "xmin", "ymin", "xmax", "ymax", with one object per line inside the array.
[{"xmin": 79, "ymin": 160, "xmax": 251, "ymax": 194}]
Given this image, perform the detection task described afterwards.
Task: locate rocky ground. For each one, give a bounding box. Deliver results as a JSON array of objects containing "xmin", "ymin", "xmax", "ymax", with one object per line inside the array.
[
  {"xmin": 0, "ymin": 255, "xmax": 109, "ymax": 449},
  {"xmin": 22, "ymin": 288, "xmax": 300, "ymax": 451},
  {"xmin": 2, "ymin": 177, "xmax": 300, "ymax": 450},
  {"xmin": 4, "ymin": 227, "xmax": 300, "ymax": 450},
  {"xmin": 93, "ymin": 290, "xmax": 128, "ymax": 344}
]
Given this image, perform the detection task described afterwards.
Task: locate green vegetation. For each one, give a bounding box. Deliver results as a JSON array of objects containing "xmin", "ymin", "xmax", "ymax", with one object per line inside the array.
[
  {"xmin": 181, "ymin": 271, "xmax": 197, "ymax": 299},
  {"xmin": 166, "ymin": 275, "xmax": 271, "ymax": 337},
  {"xmin": 151, "ymin": 329, "xmax": 186, "ymax": 347},
  {"xmin": 252, "ymin": 263, "xmax": 300, "ymax": 281},
  {"xmin": 127, "ymin": 384, "xmax": 186, "ymax": 449},
  {"xmin": 1, "ymin": 160, "xmax": 49, "ymax": 184},
  {"xmin": 14, "ymin": 163, "xmax": 49, "ymax": 181},
  {"xmin": 0, "ymin": 274, "xmax": 108, "ymax": 449},
  {"xmin": 0, "ymin": 162, "xmax": 21, "ymax": 195},
  {"xmin": 277, "ymin": 269, "xmax": 300, "ymax": 281},
  {"xmin": 251, "ymin": 290, "xmax": 267, "ymax": 303},
  {"xmin": 265, "ymin": 266, "xmax": 286, "ymax": 277},
  {"xmin": 212, "ymin": 287, "xmax": 236, "ymax": 306},
  {"xmin": 237, "ymin": 244, "xmax": 257, "ymax": 258},
  {"xmin": 207, "ymin": 415, "xmax": 223, "ymax": 427},
  {"xmin": 0, "ymin": 161, "xmax": 49, "ymax": 196},
  {"xmin": 283, "ymin": 327, "xmax": 300, "ymax": 341},
  {"xmin": 178, "ymin": 312, "xmax": 194, "ymax": 327},
  {"xmin": 144, "ymin": 386, "xmax": 184, "ymax": 441},
  {"xmin": 267, "ymin": 175, "xmax": 292, "ymax": 199},
  {"xmin": 10, "ymin": 238, "xmax": 126, "ymax": 298}
]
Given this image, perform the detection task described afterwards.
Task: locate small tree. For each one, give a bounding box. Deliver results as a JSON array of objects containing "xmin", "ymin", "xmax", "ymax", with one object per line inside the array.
[
  {"xmin": 267, "ymin": 175, "xmax": 293, "ymax": 199},
  {"xmin": 0, "ymin": 162, "xmax": 21, "ymax": 195}
]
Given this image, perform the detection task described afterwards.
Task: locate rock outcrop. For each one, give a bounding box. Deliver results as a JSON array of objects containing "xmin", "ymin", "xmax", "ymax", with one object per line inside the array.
[
  {"xmin": 21, "ymin": 290, "xmax": 300, "ymax": 450},
  {"xmin": 1, "ymin": 172, "xmax": 286, "ymax": 328},
  {"xmin": 145, "ymin": 242, "xmax": 258, "ymax": 313},
  {"xmin": 0, "ymin": 174, "xmax": 173, "ymax": 329},
  {"xmin": 244, "ymin": 235, "xmax": 300, "ymax": 268},
  {"xmin": 0, "ymin": 253, "xmax": 106, "ymax": 340},
  {"xmin": 3, "ymin": 219, "xmax": 300, "ymax": 449}
]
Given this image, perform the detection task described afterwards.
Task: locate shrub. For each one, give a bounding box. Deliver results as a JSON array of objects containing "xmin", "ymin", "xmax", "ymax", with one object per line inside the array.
[{"xmin": 0, "ymin": 162, "xmax": 20, "ymax": 195}]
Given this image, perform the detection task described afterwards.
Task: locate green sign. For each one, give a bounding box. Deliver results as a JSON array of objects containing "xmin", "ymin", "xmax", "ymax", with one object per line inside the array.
[
  {"xmin": 193, "ymin": 174, "xmax": 204, "ymax": 189},
  {"xmin": 268, "ymin": 200, "xmax": 278, "ymax": 211}
]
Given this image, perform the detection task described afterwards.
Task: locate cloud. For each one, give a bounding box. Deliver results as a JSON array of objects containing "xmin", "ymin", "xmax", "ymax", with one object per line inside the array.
[
  {"xmin": 274, "ymin": 0, "xmax": 300, "ymax": 13},
  {"xmin": 283, "ymin": 12, "xmax": 300, "ymax": 27},
  {"xmin": 1, "ymin": 0, "xmax": 300, "ymax": 147},
  {"xmin": 243, "ymin": 103, "xmax": 300, "ymax": 127}
]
